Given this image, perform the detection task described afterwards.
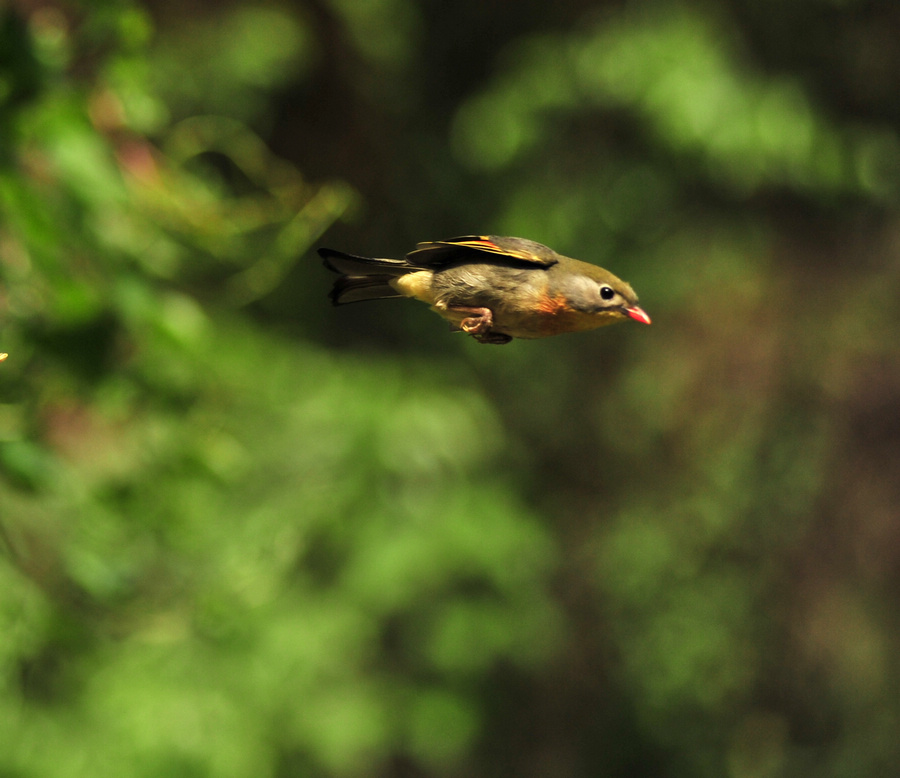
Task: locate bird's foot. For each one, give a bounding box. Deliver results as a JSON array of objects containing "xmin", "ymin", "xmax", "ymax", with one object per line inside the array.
[
  {"xmin": 451, "ymin": 307, "xmax": 512, "ymax": 345},
  {"xmin": 454, "ymin": 306, "xmax": 494, "ymax": 334},
  {"xmin": 474, "ymin": 331, "xmax": 512, "ymax": 345}
]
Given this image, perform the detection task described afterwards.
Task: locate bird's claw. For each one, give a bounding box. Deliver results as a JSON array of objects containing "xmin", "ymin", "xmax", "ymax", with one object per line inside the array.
[
  {"xmin": 458, "ymin": 307, "xmax": 493, "ymax": 335},
  {"xmin": 453, "ymin": 307, "xmax": 512, "ymax": 345},
  {"xmin": 473, "ymin": 330, "xmax": 512, "ymax": 345}
]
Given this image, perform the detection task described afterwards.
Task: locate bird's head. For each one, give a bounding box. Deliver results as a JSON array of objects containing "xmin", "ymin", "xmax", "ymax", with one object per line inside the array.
[{"xmin": 555, "ymin": 264, "xmax": 651, "ymax": 327}]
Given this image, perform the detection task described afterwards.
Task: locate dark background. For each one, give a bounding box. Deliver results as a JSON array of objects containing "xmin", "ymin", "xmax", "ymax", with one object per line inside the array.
[{"xmin": 1, "ymin": 1, "xmax": 899, "ymax": 776}]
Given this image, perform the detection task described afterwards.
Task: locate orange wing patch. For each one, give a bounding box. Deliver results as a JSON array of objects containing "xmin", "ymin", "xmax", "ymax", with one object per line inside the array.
[
  {"xmin": 444, "ymin": 236, "xmax": 540, "ymax": 264},
  {"xmin": 446, "ymin": 237, "xmax": 500, "ymax": 250},
  {"xmin": 411, "ymin": 236, "xmax": 555, "ymax": 267}
]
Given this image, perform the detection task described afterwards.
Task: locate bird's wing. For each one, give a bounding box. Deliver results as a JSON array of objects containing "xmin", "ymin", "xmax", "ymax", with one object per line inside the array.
[{"xmin": 406, "ymin": 235, "xmax": 558, "ymax": 269}]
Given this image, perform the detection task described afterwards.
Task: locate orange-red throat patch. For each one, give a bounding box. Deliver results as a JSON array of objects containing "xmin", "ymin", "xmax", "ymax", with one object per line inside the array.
[
  {"xmin": 534, "ymin": 293, "xmax": 627, "ymax": 334},
  {"xmin": 536, "ymin": 294, "xmax": 574, "ymax": 316}
]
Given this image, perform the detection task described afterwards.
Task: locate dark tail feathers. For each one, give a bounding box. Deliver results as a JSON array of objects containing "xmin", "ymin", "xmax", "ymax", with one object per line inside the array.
[{"xmin": 319, "ymin": 247, "xmax": 411, "ymax": 305}]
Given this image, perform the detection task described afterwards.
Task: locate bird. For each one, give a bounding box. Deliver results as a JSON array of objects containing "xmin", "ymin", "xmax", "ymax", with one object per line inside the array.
[{"xmin": 319, "ymin": 235, "xmax": 650, "ymax": 345}]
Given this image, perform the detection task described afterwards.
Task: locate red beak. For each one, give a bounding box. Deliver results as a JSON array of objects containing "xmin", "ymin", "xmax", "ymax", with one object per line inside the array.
[{"xmin": 625, "ymin": 306, "xmax": 651, "ymax": 325}]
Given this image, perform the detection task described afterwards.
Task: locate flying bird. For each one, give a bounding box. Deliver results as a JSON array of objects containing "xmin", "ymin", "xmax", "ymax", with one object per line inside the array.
[{"xmin": 319, "ymin": 235, "xmax": 650, "ymax": 344}]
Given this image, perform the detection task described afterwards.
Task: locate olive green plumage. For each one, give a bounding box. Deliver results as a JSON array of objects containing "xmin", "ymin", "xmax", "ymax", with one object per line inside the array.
[{"xmin": 320, "ymin": 235, "xmax": 650, "ymax": 344}]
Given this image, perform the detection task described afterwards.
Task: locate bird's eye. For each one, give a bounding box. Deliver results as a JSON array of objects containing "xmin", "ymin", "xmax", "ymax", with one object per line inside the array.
[{"xmin": 599, "ymin": 285, "xmax": 615, "ymax": 301}]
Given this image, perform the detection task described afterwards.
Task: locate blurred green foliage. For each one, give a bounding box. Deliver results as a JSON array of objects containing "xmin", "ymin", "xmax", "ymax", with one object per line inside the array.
[{"xmin": 2, "ymin": 1, "xmax": 900, "ymax": 777}]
